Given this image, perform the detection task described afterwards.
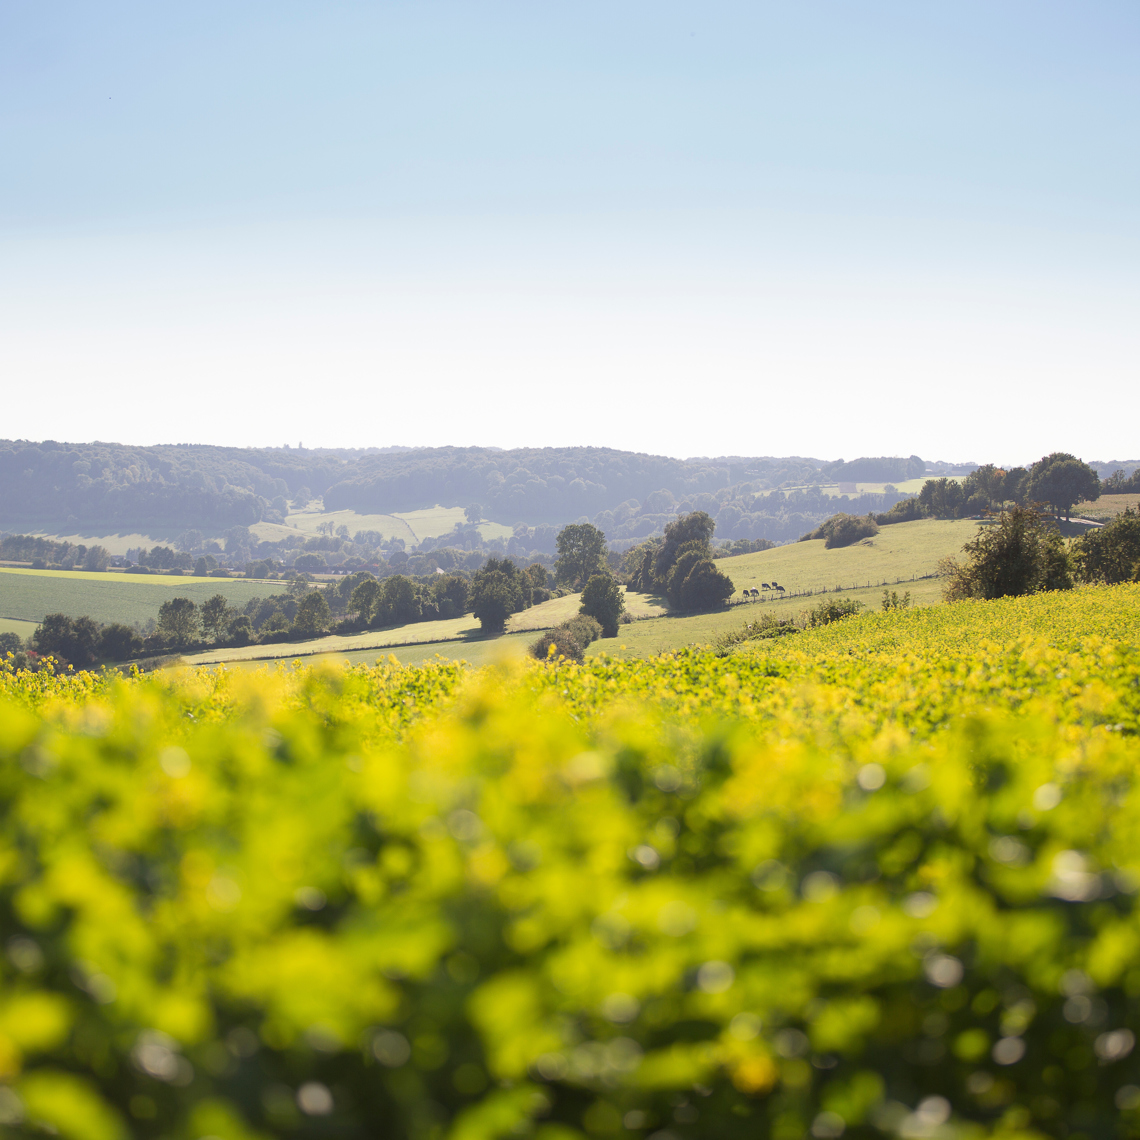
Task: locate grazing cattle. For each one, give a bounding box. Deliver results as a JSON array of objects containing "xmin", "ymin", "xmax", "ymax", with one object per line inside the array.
[
  {"xmin": 762, "ymin": 582, "xmax": 771, "ymax": 590},
  {"xmin": 775, "ymin": 584, "xmax": 786, "ymax": 594},
  {"xmin": 749, "ymin": 587, "xmax": 760, "ymax": 599}
]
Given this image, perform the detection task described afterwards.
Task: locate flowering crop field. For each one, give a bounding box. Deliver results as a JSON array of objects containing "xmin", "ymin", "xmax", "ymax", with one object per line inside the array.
[{"xmin": 0, "ymin": 585, "xmax": 1139, "ymax": 1139}]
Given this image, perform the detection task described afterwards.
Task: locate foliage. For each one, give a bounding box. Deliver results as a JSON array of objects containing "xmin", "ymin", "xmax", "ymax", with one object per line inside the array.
[
  {"xmin": 554, "ymin": 524, "xmax": 608, "ymax": 587},
  {"xmin": 880, "ymin": 589, "xmax": 912, "ymax": 611},
  {"xmin": 529, "ymin": 616, "xmax": 602, "ymax": 665},
  {"xmin": 31, "ymin": 612, "xmax": 100, "ymax": 669},
  {"xmin": 579, "ymin": 574, "xmax": 626, "ymax": 638},
  {"xmin": 874, "ymin": 497, "xmax": 926, "ymax": 525},
  {"xmin": 199, "ymin": 594, "xmax": 234, "ymax": 643},
  {"xmin": 1073, "ymin": 507, "xmax": 1140, "ymax": 585},
  {"xmin": 471, "ymin": 558, "xmax": 531, "ymax": 633},
  {"xmin": 157, "ymin": 597, "xmax": 200, "ymax": 646},
  {"xmin": 292, "ymin": 591, "xmax": 331, "ymax": 638},
  {"xmin": 0, "ymin": 585, "xmax": 1138, "ymax": 1137},
  {"xmin": 805, "ymin": 597, "xmax": 865, "ymax": 627},
  {"xmin": 943, "ymin": 506, "xmax": 1073, "ymax": 602},
  {"xmin": 803, "ymin": 513, "xmax": 880, "ymax": 548},
  {"xmin": 1026, "ymin": 453, "xmax": 1100, "ymax": 520},
  {"xmin": 1103, "ymin": 468, "xmax": 1140, "ymax": 495}
]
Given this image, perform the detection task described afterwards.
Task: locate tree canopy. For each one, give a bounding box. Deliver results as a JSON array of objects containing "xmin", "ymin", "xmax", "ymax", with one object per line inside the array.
[
  {"xmin": 579, "ymin": 574, "xmax": 626, "ymax": 638},
  {"xmin": 1026, "ymin": 453, "xmax": 1100, "ymax": 519},
  {"xmin": 554, "ymin": 523, "xmax": 608, "ymax": 587}
]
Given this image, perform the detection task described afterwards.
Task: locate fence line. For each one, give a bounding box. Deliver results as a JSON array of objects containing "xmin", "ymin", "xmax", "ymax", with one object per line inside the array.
[{"xmin": 728, "ymin": 573, "xmax": 939, "ymax": 608}]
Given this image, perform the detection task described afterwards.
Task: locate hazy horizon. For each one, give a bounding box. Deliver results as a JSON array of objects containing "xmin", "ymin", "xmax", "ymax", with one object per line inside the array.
[{"xmin": 3, "ymin": 2, "xmax": 1137, "ymax": 463}]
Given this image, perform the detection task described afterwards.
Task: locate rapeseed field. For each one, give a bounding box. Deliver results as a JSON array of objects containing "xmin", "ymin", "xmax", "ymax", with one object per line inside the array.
[{"xmin": 0, "ymin": 584, "xmax": 1138, "ymax": 1139}]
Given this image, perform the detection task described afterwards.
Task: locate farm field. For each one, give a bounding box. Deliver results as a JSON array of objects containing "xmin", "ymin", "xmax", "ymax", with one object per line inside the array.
[
  {"xmin": 721, "ymin": 517, "xmax": 979, "ymax": 597},
  {"xmin": 0, "ymin": 566, "xmax": 285, "ymax": 626},
  {"xmin": 17, "ymin": 528, "xmax": 189, "ymax": 556},
  {"xmin": 591, "ymin": 577, "xmax": 947, "ymax": 661},
  {"xmin": 180, "ymin": 588, "xmax": 667, "ymax": 668},
  {"xmin": 1075, "ymin": 493, "xmax": 1140, "ymax": 521},
  {"xmin": 0, "ymin": 616, "xmax": 37, "ymax": 640},
  {"xmin": 250, "ymin": 504, "xmax": 514, "ymax": 547},
  {"xmin": 1, "ymin": 584, "xmax": 1138, "ymax": 1137}
]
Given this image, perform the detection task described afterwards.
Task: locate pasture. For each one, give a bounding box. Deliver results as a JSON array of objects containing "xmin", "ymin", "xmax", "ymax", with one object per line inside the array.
[
  {"xmin": 720, "ymin": 517, "xmax": 979, "ymax": 597},
  {"xmin": 0, "ymin": 567, "xmax": 285, "ymax": 626},
  {"xmin": 1075, "ymin": 493, "xmax": 1140, "ymax": 521}
]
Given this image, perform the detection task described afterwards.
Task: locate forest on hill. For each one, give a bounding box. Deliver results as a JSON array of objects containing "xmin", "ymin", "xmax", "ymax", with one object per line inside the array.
[{"xmin": 3, "ymin": 440, "xmax": 1137, "ymax": 554}]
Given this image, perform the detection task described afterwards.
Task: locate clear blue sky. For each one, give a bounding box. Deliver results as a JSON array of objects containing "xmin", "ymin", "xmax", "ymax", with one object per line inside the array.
[{"xmin": 2, "ymin": 1, "xmax": 1137, "ymax": 465}]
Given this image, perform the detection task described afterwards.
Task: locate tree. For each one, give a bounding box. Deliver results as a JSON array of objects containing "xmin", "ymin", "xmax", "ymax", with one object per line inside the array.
[
  {"xmin": 579, "ymin": 574, "xmax": 626, "ymax": 637},
  {"xmin": 942, "ymin": 504, "xmax": 1072, "ymax": 601},
  {"xmin": 293, "ymin": 592, "xmax": 331, "ymax": 638},
  {"xmin": 1074, "ymin": 507, "xmax": 1140, "ymax": 584},
  {"xmin": 671, "ymin": 557, "xmax": 735, "ymax": 612},
  {"xmin": 157, "ymin": 598, "xmax": 200, "ymax": 645},
  {"xmin": 200, "ymin": 594, "xmax": 235, "ymax": 643},
  {"xmin": 350, "ymin": 578, "xmax": 382, "ymax": 624},
  {"xmin": 375, "ymin": 575, "xmax": 420, "ymax": 626},
  {"xmin": 82, "ymin": 545, "xmax": 109, "ymax": 572},
  {"xmin": 555, "ymin": 524, "xmax": 608, "ymax": 587},
  {"xmin": 1026, "ymin": 453, "xmax": 1100, "ymax": 520},
  {"xmin": 471, "ymin": 558, "xmax": 530, "ymax": 633},
  {"xmin": 651, "ymin": 512, "xmax": 716, "ymax": 589},
  {"xmin": 465, "ymin": 503, "xmax": 483, "ymax": 524},
  {"xmin": 31, "ymin": 614, "xmax": 99, "ymax": 668},
  {"xmin": 433, "ymin": 574, "xmax": 471, "ymax": 619},
  {"xmin": 98, "ymin": 623, "xmax": 142, "ymax": 661}
]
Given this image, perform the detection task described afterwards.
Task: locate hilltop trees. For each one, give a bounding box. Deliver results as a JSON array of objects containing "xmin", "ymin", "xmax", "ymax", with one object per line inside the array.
[{"xmin": 157, "ymin": 598, "xmax": 200, "ymax": 645}]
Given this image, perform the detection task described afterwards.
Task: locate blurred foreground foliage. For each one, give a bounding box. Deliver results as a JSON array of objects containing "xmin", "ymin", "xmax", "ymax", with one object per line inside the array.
[{"xmin": 1, "ymin": 586, "xmax": 1140, "ymax": 1139}]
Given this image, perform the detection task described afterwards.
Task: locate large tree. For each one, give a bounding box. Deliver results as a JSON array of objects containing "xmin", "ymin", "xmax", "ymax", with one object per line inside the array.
[
  {"xmin": 32, "ymin": 613, "xmax": 100, "ymax": 668},
  {"xmin": 554, "ymin": 524, "xmax": 608, "ymax": 587},
  {"xmin": 1026, "ymin": 453, "xmax": 1100, "ymax": 520},
  {"xmin": 157, "ymin": 598, "xmax": 200, "ymax": 646},
  {"xmin": 579, "ymin": 573, "xmax": 626, "ymax": 637},
  {"xmin": 199, "ymin": 594, "xmax": 234, "ymax": 643},
  {"xmin": 293, "ymin": 592, "xmax": 331, "ymax": 638},
  {"xmin": 1074, "ymin": 507, "xmax": 1140, "ymax": 584},
  {"xmin": 471, "ymin": 557, "xmax": 530, "ymax": 633}
]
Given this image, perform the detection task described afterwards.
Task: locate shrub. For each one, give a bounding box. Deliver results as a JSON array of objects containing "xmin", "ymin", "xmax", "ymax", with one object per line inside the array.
[
  {"xmin": 805, "ymin": 596, "xmax": 865, "ymax": 627},
  {"xmin": 808, "ymin": 512, "xmax": 880, "ymax": 548},
  {"xmin": 943, "ymin": 504, "xmax": 1073, "ymax": 601},
  {"xmin": 1074, "ymin": 507, "xmax": 1140, "ymax": 584},
  {"xmin": 880, "ymin": 589, "xmax": 912, "ymax": 611},
  {"xmin": 529, "ymin": 626, "xmax": 584, "ymax": 664},
  {"xmin": 874, "ymin": 497, "xmax": 926, "ymax": 525}
]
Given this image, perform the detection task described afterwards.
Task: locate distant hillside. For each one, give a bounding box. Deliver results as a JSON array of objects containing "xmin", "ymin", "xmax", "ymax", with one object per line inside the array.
[{"xmin": 0, "ymin": 439, "xmax": 941, "ymax": 548}]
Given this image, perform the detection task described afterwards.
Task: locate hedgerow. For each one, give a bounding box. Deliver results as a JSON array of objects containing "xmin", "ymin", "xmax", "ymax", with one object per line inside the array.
[{"xmin": 0, "ymin": 585, "xmax": 1137, "ymax": 1139}]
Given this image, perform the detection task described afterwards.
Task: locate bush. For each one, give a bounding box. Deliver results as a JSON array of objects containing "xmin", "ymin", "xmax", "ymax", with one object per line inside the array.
[
  {"xmin": 874, "ymin": 497, "xmax": 926, "ymax": 525},
  {"xmin": 529, "ymin": 627, "xmax": 584, "ymax": 664},
  {"xmin": 805, "ymin": 596, "xmax": 865, "ymax": 627},
  {"xmin": 1074, "ymin": 507, "xmax": 1140, "ymax": 584},
  {"xmin": 943, "ymin": 504, "xmax": 1073, "ymax": 601},
  {"xmin": 809, "ymin": 513, "xmax": 880, "ymax": 548}
]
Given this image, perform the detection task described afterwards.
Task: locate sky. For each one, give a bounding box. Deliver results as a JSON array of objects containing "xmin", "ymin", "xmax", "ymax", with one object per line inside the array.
[{"xmin": 2, "ymin": 1, "xmax": 1137, "ymax": 466}]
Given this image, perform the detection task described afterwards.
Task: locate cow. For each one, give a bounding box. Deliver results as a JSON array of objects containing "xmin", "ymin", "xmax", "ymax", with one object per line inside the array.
[
  {"xmin": 762, "ymin": 582, "xmax": 771, "ymax": 590},
  {"xmin": 775, "ymin": 584, "xmax": 786, "ymax": 594},
  {"xmin": 749, "ymin": 587, "xmax": 760, "ymax": 599}
]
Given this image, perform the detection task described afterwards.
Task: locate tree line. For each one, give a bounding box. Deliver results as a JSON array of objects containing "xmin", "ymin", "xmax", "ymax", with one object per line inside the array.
[{"xmin": 5, "ymin": 513, "xmax": 745, "ymax": 672}]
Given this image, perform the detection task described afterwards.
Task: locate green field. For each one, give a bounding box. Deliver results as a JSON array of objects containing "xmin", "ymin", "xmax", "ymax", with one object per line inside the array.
[
  {"xmin": 1075, "ymin": 493, "xmax": 1140, "ymax": 521},
  {"xmin": 0, "ymin": 567, "xmax": 285, "ymax": 626},
  {"xmin": 251, "ymin": 504, "xmax": 514, "ymax": 547},
  {"xmin": 0, "ymin": 616, "xmax": 38, "ymax": 641}
]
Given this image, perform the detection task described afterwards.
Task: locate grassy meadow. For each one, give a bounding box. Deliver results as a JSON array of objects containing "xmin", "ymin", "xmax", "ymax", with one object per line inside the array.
[
  {"xmin": 0, "ymin": 567, "xmax": 285, "ymax": 626},
  {"xmin": 251, "ymin": 504, "xmax": 515, "ymax": 546}
]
